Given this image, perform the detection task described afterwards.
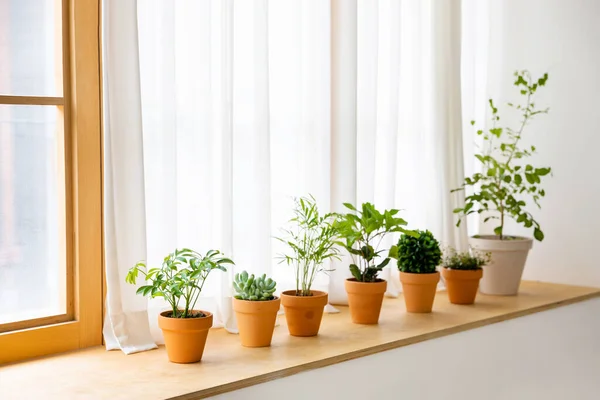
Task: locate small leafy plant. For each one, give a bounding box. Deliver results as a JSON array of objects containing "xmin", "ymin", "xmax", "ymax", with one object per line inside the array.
[
  {"xmin": 395, "ymin": 230, "xmax": 442, "ymax": 274},
  {"xmin": 441, "ymin": 248, "xmax": 489, "ymax": 271},
  {"xmin": 335, "ymin": 202, "xmax": 416, "ymax": 282},
  {"xmin": 126, "ymin": 248, "xmax": 234, "ymax": 318},
  {"xmin": 233, "ymin": 271, "xmax": 277, "ymax": 301},
  {"xmin": 452, "ymin": 70, "xmax": 551, "ymax": 241},
  {"xmin": 276, "ymin": 195, "xmax": 340, "ymax": 297}
]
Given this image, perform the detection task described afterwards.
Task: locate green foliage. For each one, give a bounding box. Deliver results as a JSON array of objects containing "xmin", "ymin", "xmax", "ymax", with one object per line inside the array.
[
  {"xmin": 334, "ymin": 202, "xmax": 416, "ymax": 282},
  {"xmin": 395, "ymin": 230, "xmax": 441, "ymax": 274},
  {"xmin": 233, "ymin": 271, "xmax": 277, "ymax": 301},
  {"xmin": 125, "ymin": 248, "xmax": 233, "ymax": 318},
  {"xmin": 276, "ymin": 195, "xmax": 340, "ymax": 296},
  {"xmin": 452, "ymin": 71, "xmax": 551, "ymax": 241},
  {"xmin": 441, "ymin": 248, "xmax": 490, "ymax": 271}
]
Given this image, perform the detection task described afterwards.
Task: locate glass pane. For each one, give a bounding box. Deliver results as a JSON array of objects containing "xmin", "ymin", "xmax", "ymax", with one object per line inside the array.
[
  {"xmin": 0, "ymin": 105, "xmax": 66, "ymax": 324},
  {"xmin": 0, "ymin": 0, "xmax": 63, "ymax": 96}
]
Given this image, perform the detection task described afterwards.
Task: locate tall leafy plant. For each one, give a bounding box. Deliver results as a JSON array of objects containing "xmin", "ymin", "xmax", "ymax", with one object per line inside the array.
[
  {"xmin": 452, "ymin": 70, "xmax": 551, "ymax": 241},
  {"xmin": 276, "ymin": 195, "xmax": 339, "ymax": 297},
  {"xmin": 126, "ymin": 248, "xmax": 234, "ymax": 318},
  {"xmin": 335, "ymin": 202, "xmax": 416, "ymax": 282}
]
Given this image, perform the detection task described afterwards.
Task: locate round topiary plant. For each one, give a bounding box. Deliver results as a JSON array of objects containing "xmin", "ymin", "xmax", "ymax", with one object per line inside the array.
[{"xmin": 396, "ymin": 230, "xmax": 442, "ymax": 274}]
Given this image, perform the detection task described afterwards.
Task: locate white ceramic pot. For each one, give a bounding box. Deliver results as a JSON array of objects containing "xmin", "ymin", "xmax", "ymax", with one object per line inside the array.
[{"xmin": 468, "ymin": 235, "xmax": 533, "ymax": 296}]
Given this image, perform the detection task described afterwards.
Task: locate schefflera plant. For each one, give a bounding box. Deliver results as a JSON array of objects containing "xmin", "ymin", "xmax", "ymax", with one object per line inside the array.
[
  {"xmin": 233, "ymin": 271, "xmax": 277, "ymax": 301},
  {"xmin": 453, "ymin": 70, "xmax": 551, "ymax": 241},
  {"xmin": 232, "ymin": 270, "xmax": 280, "ymax": 347}
]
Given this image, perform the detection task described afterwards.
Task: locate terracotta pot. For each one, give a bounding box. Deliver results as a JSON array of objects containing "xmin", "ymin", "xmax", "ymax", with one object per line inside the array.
[
  {"xmin": 158, "ymin": 310, "xmax": 213, "ymax": 363},
  {"xmin": 344, "ymin": 278, "xmax": 387, "ymax": 324},
  {"xmin": 233, "ymin": 297, "xmax": 281, "ymax": 347},
  {"xmin": 441, "ymin": 268, "xmax": 483, "ymax": 305},
  {"xmin": 399, "ymin": 271, "xmax": 439, "ymax": 313},
  {"xmin": 280, "ymin": 290, "xmax": 327, "ymax": 337},
  {"xmin": 469, "ymin": 235, "xmax": 533, "ymax": 295}
]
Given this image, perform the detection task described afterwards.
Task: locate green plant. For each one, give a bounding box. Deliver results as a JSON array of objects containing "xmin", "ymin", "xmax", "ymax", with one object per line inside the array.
[
  {"xmin": 334, "ymin": 202, "xmax": 416, "ymax": 282},
  {"xmin": 126, "ymin": 248, "xmax": 234, "ymax": 318},
  {"xmin": 441, "ymin": 248, "xmax": 489, "ymax": 271},
  {"xmin": 395, "ymin": 230, "xmax": 441, "ymax": 274},
  {"xmin": 233, "ymin": 271, "xmax": 277, "ymax": 301},
  {"xmin": 452, "ymin": 70, "xmax": 551, "ymax": 241},
  {"xmin": 276, "ymin": 195, "xmax": 340, "ymax": 296}
]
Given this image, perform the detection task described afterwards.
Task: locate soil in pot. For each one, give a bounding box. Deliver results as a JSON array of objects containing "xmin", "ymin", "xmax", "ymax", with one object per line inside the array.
[
  {"xmin": 280, "ymin": 290, "xmax": 327, "ymax": 337},
  {"xmin": 441, "ymin": 268, "xmax": 483, "ymax": 305},
  {"xmin": 469, "ymin": 235, "xmax": 533, "ymax": 295},
  {"xmin": 345, "ymin": 278, "xmax": 387, "ymax": 324},
  {"xmin": 233, "ymin": 297, "xmax": 281, "ymax": 347},
  {"xmin": 399, "ymin": 271, "xmax": 439, "ymax": 313},
  {"xmin": 158, "ymin": 310, "xmax": 213, "ymax": 363}
]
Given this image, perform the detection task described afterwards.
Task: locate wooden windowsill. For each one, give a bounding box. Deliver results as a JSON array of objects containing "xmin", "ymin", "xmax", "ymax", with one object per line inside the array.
[{"xmin": 2, "ymin": 281, "xmax": 599, "ymax": 399}]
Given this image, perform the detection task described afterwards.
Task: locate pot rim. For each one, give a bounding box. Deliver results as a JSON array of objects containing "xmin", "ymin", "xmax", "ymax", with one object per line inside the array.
[
  {"xmin": 441, "ymin": 267, "xmax": 483, "ymax": 280},
  {"xmin": 442, "ymin": 266, "xmax": 483, "ymax": 271},
  {"xmin": 159, "ymin": 310, "xmax": 213, "ymax": 319},
  {"xmin": 280, "ymin": 290, "xmax": 328, "ymax": 298},
  {"xmin": 345, "ymin": 277, "xmax": 387, "ymax": 295},
  {"xmin": 469, "ymin": 235, "xmax": 533, "ymax": 251},
  {"xmin": 399, "ymin": 270, "xmax": 440, "ymax": 284},
  {"xmin": 471, "ymin": 234, "xmax": 532, "ymax": 241},
  {"xmin": 345, "ymin": 277, "xmax": 387, "ymax": 284},
  {"xmin": 232, "ymin": 296, "xmax": 280, "ymax": 303}
]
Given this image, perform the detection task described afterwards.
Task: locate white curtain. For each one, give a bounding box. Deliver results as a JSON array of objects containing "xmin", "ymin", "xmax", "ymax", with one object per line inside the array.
[{"xmin": 103, "ymin": 0, "xmax": 471, "ymax": 354}]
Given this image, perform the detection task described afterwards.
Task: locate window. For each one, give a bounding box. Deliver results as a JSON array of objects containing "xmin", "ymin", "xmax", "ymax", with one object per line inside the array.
[{"xmin": 0, "ymin": 0, "xmax": 102, "ymax": 364}]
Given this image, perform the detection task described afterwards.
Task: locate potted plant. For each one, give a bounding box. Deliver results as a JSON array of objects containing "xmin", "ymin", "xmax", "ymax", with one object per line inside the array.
[
  {"xmin": 276, "ymin": 195, "xmax": 339, "ymax": 337},
  {"xmin": 232, "ymin": 271, "xmax": 279, "ymax": 347},
  {"xmin": 335, "ymin": 202, "xmax": 415, "ymax": 324},
  {"xmin": 395, "ymin": 230, "xmax": 442, "ymax": 313},
  {"xmin": 452, "ymin": 70, "xmax": 551, "ymax": 295},
  {"xmin": 126, "ymin": 248, "xmax": 233, "ymax": 363},
  {"xmin": 441, "ymin": 248, "xmax": 489, "ymax": 305}
]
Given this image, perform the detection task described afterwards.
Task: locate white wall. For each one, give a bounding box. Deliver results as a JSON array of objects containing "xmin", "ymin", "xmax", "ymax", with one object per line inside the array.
[
  {"xmin": 211, "ymin": 298, "xmax": 600, "ymax": 400},
  {"xmin": 481, "ymin": 0, "xmax": 600, "ymax": 287}
]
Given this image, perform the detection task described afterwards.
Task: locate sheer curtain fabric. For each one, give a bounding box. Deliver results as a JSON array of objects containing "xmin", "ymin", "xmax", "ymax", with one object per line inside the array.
[{"xmin": 103, "ymin": 0, "xmax": 472, "ymax": 354}]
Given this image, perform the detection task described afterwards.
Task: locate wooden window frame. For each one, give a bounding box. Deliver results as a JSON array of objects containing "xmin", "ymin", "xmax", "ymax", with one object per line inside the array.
[{"xmin": 0, "ymin": 0, "xmax": 103, "ymax": 364}]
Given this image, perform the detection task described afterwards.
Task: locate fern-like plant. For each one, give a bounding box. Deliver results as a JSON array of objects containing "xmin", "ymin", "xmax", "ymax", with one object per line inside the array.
[
  {"xmin": 276, "ymin": 195, "xmax": 339, "ymax": 296},
  {"xmin": 395, "ymin": 230, "xmax": 442, "ymax": 274},
  {"xmin": 233, "ymin": 271, "xmax": 277, "ymax": 301}
]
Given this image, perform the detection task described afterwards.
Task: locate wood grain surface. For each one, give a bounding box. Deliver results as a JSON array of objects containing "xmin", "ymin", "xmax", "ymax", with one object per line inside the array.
[{"xmin": 1, "ymin": 281, "xmax": 598, "ymax": 400}]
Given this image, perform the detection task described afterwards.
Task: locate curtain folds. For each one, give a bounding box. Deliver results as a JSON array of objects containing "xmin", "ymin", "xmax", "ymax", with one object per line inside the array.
[{"xmin": 103, "ymin": 0, "xmax": 471, "ymax": 353}]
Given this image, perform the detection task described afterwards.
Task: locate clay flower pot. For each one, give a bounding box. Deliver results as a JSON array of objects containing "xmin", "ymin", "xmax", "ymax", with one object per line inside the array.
[
  {"xmin": 469, "ymin": 236, "xmax": 533, "ymax": 295},
  {"xmin": 399, "ymin": 271, "xmax": 439, "ymax": 313},
  {"xmin": 280, "ymin": 290, "xmax": 327, "ymax": 337},
  {"xmin": 345, "ymin": 278, "xmax": 387, "ymax": 324},
  {"xmin": 233, "ymin": 297, "xmax": 281, "ymax": 347},
  {"xmin": 158, "ymin": 310, "xmax": 213, "ymax": 363},
  {"xmin": 441, "ymin": 268, "xmax": 483, "ymax": 305}
]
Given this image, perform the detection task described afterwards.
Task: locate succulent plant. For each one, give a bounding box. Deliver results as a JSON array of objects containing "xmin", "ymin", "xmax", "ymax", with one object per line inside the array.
[
  {"xmin": 396, "ymin": 230, "xmax": 442, "ymax": 274},
  {"xmin": 233, "ymin": 271, "xmax": 277, "ymax": 301}
]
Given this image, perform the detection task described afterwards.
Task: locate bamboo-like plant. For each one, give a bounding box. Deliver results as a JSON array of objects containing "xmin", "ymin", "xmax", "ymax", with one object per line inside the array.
[
  {"xmin": 276, "ymin": 195, "xmax": 339, "ymax": 296},
  {"xmin": 126, "ymin": 248, "xmax": 234, "ymax": 318},
  {"xmin": 452, "ymin": 70, "xmax": 551, "ymax": 241}
]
